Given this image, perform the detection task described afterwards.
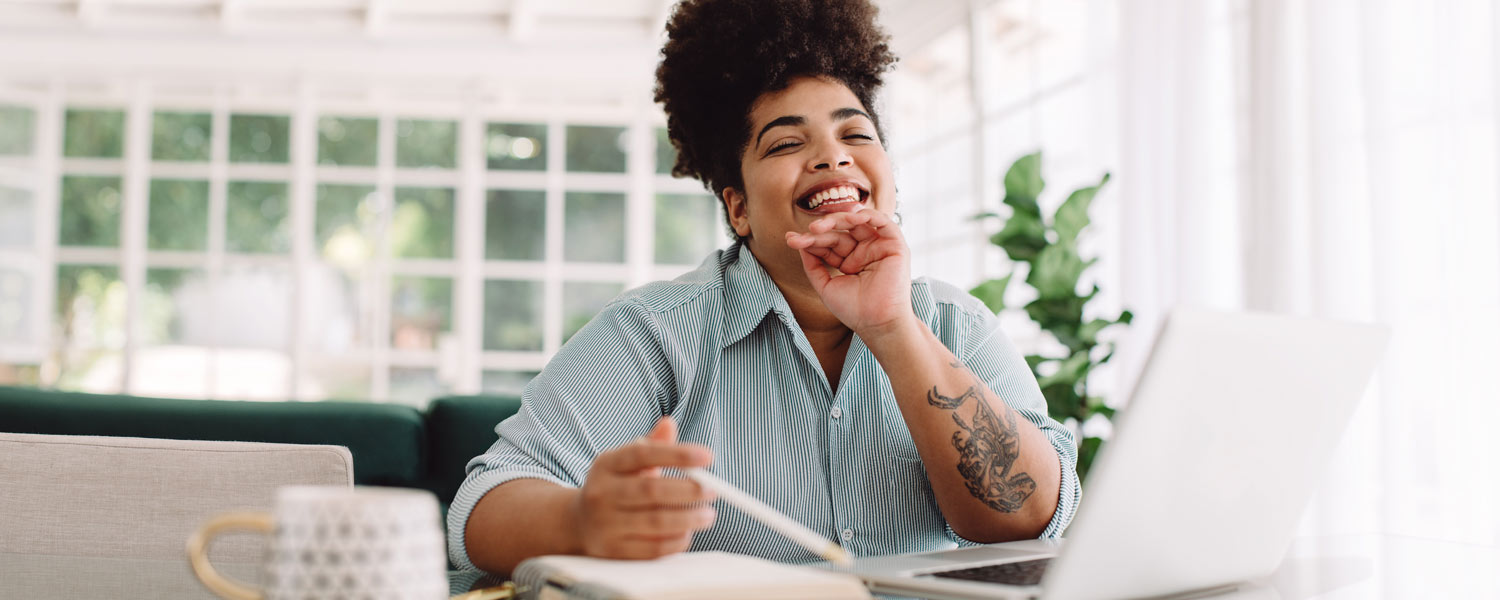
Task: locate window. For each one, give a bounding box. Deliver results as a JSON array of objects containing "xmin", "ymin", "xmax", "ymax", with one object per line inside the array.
[{"xmin": 0, "ymin": 90, "xmax": 729, "ymax": 404}]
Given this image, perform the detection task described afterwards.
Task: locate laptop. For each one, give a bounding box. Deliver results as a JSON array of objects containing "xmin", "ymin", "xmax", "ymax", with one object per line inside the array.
[{"xmin": 832, "ymin": 309, "xmax": 1390, "ymax": 600}]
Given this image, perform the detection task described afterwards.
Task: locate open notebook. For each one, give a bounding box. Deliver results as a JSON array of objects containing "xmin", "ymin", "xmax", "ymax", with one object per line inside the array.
[{"xmin": 512, "ymin": 551, "xmax": 870, "ymax": 600}]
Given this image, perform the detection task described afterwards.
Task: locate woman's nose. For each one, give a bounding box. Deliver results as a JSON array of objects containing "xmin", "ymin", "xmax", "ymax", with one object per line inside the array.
[{"xmin": 809, "ymin": 139, "xmax": 853, "ymax": 171}]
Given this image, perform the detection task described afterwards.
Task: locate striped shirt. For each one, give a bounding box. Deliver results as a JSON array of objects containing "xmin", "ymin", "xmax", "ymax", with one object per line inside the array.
[{"xmin": 447, "ymin": 241, "xmax": 1081, "ymax": 570}]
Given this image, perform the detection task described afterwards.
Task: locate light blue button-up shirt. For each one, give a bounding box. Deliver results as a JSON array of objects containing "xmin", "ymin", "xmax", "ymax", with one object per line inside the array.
[{"xmin": 448, "ymin": 242, "xmax": 1081, "ymax": 570}]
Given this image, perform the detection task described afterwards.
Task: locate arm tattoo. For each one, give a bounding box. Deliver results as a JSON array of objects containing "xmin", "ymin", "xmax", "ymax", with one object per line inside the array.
[{"xmin": 926, "ymin": 360, "xmax": 1037, "ymax": 513}]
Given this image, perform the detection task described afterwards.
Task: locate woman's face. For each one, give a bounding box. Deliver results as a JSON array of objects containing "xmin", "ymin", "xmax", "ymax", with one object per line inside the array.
[{"xmin": 725, "ymin": 76, "xmax": 896, "ymax": 276}]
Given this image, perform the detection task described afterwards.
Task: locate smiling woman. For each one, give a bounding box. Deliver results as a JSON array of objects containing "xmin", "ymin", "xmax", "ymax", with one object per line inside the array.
[{"xmin": 451, "ymin": 0, "xmax": 1080, "ymax": 577}]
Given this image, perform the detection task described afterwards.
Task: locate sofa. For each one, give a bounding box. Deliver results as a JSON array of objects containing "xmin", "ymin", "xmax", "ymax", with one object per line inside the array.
[{"xmin": 0, "ymin": 386, "xmax": 524, "ymax": 520}]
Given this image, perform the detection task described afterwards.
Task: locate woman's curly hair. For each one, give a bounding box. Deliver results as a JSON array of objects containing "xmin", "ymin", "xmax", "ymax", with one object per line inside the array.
[{"xmin": 654, "ymin": 0, "xmax": 897, "ymax": 237}]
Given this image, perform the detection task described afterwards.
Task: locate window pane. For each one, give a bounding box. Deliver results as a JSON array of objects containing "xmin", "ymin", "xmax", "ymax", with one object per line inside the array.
[
  {"xmin": 55, "ymin": 264, "xmax": 124, "ymax": 349},
  {"xmin": 315, "ymin": 184, "xmax": 377, "ymax": 265},
  {"xmin": 396, "ymin": 119, "xmax": 457, "ymax": 169},
  {"xmin": 213, "ymin": 349, "xmax": 292, "ymax": 400},
  {"xmin": 486, "ymin": 123, "xmax": 547, "ymax": 171},
  {"xmin": 0, "ymin": 105, "xmax": 34, "ymax": 156},
  {"xmin": 147, "ymin": 179, "xmax": 209, "ymax": 251},
  {"xmin": 226, "ymin": 180, "xmax": 289, "ymax": 253},
  {"xmin": 305, "ymin": 266, "xmax": 373, "ymax": 353},
  {"xmin": 143, "ymin": 268, "xmax": 207, "ymax": 345},
  {"xmin": 0, "ymin": 268, "xmax": 31, "ymax": 343},
  {"xmin": 566, "ymin": 125, "xmax": 627, "ymax": 173},
  {"xmin": 152, "ymin": 111, "xmax": 211, "ymax": 162},
  {"xmin": 216, "ymin": 265, "xmax": 290, "ymax": 349},
  {"xmin": 564, "ymin": 192, "xmax": 624, "ymax": 263},
  {"xmin": 301, "ymin": 361, "xmax": 370, "ymax": 401},
  {"xmin": 391, "ymin": 276, "xmax": 451, "ymax": 350},
  {"xmin": 390, "ymin": 367, "xmax": 445, "ymax": 407},
  {"xmin": 655, "ymin": 194, "xmax": 720, "ymax": 265},
  {"xmin": 483, "ymin": 279, "xmax": 542, "ymax": 351},
  {"xmin": 485, "ymin": 189, "xmax": 545, "ymax": 261},
  {"xmin": 63, "ymin": 109, "xmax": 125, "ymax": 158},
  {"xmin": 55, "ymin": 347, "xmax": 122, "ymax": 393},
  {"xmin": 229, "ymin": 114, "xmax": 290, "ymax": 163},
  {"xmin": 0, "ymin": 364, "xmax": 41, "ymax": 386},
  {"xmin": 0, "ymin": 185, "xmax": 31, "ymax": 248},
  {"xmin": 318, "ymin": 116, "xmax": 378, "ymax": 167},
  {"xmin": 59, "ymin": 175, "xmax": 122, "ymax": 247},
  {"xmin": 563, "ymin": 281, "xmax": 623, "ymax": 343},
  {"xmin": 655, "ymin": 127, "xmax": 675, "ymax": 175},
  {"xmin": 132, "ymin": 346, "xmax": 210, "ymax": 400},
  {"xmin": 481, "ymin": 370, "xmax": 537, "ymax": 396},
  {"xmin": 392, "ymin": 187, "xmax": 454, "ymax": 259}
]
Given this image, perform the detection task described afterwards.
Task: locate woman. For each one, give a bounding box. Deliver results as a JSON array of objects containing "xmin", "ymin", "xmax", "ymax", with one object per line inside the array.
[{"xmin": 449, "ymin": 0, "xmax": 1080, "ymax": 573}]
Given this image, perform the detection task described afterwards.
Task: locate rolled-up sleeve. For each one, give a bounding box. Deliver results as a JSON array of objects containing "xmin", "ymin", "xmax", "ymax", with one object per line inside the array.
[
  {"xmin": 954, "ymin": 306, "xmax": 1082, "ymax": 541},
  {"xmin": 445, "ymin": 298, "xmax": 676, "ymax": 571}
]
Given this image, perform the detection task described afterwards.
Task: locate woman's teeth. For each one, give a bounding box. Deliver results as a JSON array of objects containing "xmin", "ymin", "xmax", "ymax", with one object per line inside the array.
[{"xmin": 806, "ymin": 186, "xmax": 861, "ymax": 209}]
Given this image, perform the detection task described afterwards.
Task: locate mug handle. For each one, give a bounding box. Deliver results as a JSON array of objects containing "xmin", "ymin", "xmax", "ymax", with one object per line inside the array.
[{"xmin": 186, "ymin": 511, "xmax": 274, "ymax": 600}]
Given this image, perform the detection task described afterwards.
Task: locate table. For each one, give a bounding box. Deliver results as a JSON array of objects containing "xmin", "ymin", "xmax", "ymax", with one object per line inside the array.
[{"xmin": 3, "ymin": 534, "xmax": 1494, "ymax": 599}]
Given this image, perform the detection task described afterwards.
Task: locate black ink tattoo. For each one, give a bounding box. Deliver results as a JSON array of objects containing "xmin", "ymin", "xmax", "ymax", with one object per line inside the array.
[{"xmin": 926, "ymin": 362, "xmax": 1037, "ymax": 513}]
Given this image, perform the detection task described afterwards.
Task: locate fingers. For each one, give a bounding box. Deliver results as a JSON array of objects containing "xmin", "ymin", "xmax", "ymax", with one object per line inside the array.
[
  {"xmin": 807, "ymin": 208, "xmax": 901, "ymax": 240},
  {"xmin": 614, "ymin": 476, "xmax": 716, "ymax": 508},
  {"xmin": 644, "ymin": 415, "xmax": 678, "ymax": 444},
  {"xmin": 598, "ymin": 533, "xmax": 695, "ymax": 561},
  {"xmin": 598, "ymin": 442, "xmax": 714, "ymax": 473},
  {"xmin": 612, "ymin": 505, "xmax": 717, "ymax": 536}
]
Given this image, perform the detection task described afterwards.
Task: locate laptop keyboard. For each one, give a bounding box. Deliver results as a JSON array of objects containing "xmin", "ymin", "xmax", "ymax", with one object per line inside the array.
[{"xmin": 927, "ymin": 557, "xmax": 1053, "ymax": 586}]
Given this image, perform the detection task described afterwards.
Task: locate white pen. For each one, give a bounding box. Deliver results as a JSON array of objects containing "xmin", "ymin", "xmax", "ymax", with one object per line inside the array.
[{"xmin": 684, "ymin": 467, "xmax": 855, "ymax": 568}]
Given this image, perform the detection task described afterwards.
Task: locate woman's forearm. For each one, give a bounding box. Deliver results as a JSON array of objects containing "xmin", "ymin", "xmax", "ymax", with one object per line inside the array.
[
  {"xmin": 862, "ymin": 316, "xmax": 1062, "ymax": 542},
  {"xmin": 464, "ymin": 478, "xmax": 585, "ymax": 574}
]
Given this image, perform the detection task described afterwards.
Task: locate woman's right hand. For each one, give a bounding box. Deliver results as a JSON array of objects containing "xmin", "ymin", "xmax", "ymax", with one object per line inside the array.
[{"xmin": 573, "ymin": 416, "xmax": 718, "ymax": 560}]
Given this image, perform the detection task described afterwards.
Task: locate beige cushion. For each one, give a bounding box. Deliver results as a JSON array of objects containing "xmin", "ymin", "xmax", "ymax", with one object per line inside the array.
[{"xmin": 0, "ymin": 432, "xmax": 353, "ymax": 562}]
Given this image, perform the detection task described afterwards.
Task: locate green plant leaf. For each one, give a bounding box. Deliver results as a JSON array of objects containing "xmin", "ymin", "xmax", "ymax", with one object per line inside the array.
[
  {"xmin": 1025, "ymin": 243, "xmax": 1085, "ymax": 299},
  {"xmin": 1042, "ymin": 382, "xmax": 1080, "ymax": 421},
  {"xmin": 1002, "ymin": 152, "xmax": 1044, "ymax": 218},
  {"xmin": 1036, "ymin": 350, "xmax": 1092, "ymax": 391},
  {"xmin": 969, "ymin": 275, "xmax": 1012, "ymax": 314},
  {"xmin": 1118, "ymin": 309, "xmax": 1134, "ymax": 325},
  {"xmin": 1078, "ymin": 436, "xmax": 1104, "ymax": 481},
  {"xmin": 990, "ymin": 211, "xmax": 1047, "ymax": 262},
  {"xmin": 1024, "ymin": 354, "xmax": 1051, "ymax": 371},
  {"xmin": 1025, "ymin": 296, "xmax": 1087, "ymax": 344},
  {"xmin": 1054, "ymin": 172, "xmax": 1109, "ymax": 245},
  {"xmin": 1078, "ymin": 318, "xmax": 1112, "ymax": 346},
  {"xmin": 969, "ymin": 211, "xmax": 1002, "ymax": 222}
]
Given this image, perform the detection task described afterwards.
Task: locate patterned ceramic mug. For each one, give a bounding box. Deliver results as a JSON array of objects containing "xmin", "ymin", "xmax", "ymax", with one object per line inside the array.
[{"xmin": 187, "ymin": 485, "xmax": 447, "ymax": 600}]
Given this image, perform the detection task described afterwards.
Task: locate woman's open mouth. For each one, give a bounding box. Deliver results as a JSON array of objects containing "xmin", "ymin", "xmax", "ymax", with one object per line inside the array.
[{"xmin": 796, "ymin": 184, "xmax": 869, "ymax": 212}]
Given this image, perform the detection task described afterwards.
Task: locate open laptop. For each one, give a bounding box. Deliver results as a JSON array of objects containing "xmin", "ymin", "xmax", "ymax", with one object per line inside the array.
[{"xmin": 833, "ymin": 309, "xmax": 1390, "ymax": 600}]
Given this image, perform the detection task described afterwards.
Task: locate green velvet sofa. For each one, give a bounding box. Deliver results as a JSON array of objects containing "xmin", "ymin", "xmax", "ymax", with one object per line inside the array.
[{"xmin": 0, "ymin": 386, "xmax": 523, "ymax": 515}]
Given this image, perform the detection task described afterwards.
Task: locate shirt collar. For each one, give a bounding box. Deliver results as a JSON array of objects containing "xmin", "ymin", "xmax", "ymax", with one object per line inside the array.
[{"xmin": 720, "ymin": 241, "xmax": 794, "ymax": 348}]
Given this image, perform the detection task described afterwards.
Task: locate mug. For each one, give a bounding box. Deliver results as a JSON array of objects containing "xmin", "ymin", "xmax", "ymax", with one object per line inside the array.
[{"xmin": 187, "ymin": 485, "xmax": 447, "ymax": 600}]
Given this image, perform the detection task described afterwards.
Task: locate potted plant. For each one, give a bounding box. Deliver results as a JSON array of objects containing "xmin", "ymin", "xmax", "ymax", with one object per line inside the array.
[{"xmin": 970, "ymin": 151, "xmax": 1132, "ymax": 480}]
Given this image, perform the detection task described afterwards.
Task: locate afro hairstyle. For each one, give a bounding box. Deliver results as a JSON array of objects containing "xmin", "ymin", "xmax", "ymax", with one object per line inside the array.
[{"xmin": 653, "ymin": 0, "xmax": 898, "ymax": 238}]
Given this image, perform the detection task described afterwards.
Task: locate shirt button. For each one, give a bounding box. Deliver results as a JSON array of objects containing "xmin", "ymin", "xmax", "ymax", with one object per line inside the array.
[
  {"xmin": 841, "ymin": 528, "xmax": 854, "ymax": 541},
  {"xmin": 830, "ymin": 406, "xmax": 842, "ymax": 419}
]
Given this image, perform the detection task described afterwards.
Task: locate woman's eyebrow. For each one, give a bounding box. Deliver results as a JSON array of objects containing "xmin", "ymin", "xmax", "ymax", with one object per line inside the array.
[
  {"xmin": 832, "ymin": 107, "xmax": 872, "ymax": 122},
  {"xmin": 755, "ymin": 115, "xmax": 805, "ymax": 147}
]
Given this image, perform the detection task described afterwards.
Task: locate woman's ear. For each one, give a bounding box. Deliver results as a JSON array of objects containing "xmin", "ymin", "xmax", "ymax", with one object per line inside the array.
[{"xmin": 722, "ymin": 187, "xmax": 752, "ymax": 238}]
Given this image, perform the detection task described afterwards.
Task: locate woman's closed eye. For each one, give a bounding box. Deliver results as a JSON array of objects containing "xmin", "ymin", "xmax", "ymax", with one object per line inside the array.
[{"xmin": 766, "ymin": 141, "xmax": 802, "ymax": 155}]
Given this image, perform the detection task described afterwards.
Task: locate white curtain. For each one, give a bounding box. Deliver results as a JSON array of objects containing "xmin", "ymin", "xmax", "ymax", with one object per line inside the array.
[{"xmin": 1111, "ymin": 0, "xmax": 1500, "ymax": 545}]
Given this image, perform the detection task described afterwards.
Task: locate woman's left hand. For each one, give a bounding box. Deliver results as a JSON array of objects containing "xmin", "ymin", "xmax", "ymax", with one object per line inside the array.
[{"xmin": 785, "ymin": 208, "xmax": 915, "ymax": 336}]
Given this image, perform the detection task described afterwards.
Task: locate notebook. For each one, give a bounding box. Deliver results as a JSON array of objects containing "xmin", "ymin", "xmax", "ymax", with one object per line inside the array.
[{"xmin": 513, "ymin": 551, "xmax": 871, "ymax": 600}]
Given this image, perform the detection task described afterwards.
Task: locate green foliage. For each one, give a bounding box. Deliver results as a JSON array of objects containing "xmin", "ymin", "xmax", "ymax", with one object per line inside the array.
[
  {"xmin": 229, "ymin": 114, "xmax": 290, "ymax": 164},
  {"xmin": 391, "ymin": 187, "xmax": 455, "ymax": 259},
  {"xmin": 63, "ymin": 109, "xmax": 124, "ymax": 158},
  {"xmin": 59, "ymin": 176, "xmax": 122, "ymax": 247},
  {"xmin": 152, "ymin": 112, "xmax": 211, "ymax": 162},
  {"xmin": 0, "ymin": 105, "xmax": 36, "ymax": 156},
  {"xmin": 147, "ymin": 179, "xmax": 209, "ymax": 251},
  {"xmin": 319, "ymin": 117, "xmax": 379, "ymax": 167},
  {"xmin": 396, "ymin": 119, "xmax": 457, "ymax": 169},
  {"xmin": 971, "ymin": 151, "xmax": 1131, "ymax": 481},
  {"xmin": 566, "ymin": 125, "xmax": 628, "ymax": 173}
]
